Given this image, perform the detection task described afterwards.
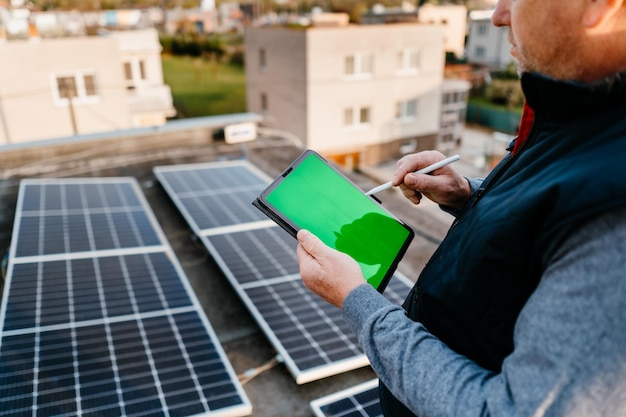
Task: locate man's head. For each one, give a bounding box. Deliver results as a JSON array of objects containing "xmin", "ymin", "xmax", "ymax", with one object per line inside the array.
[{"xmin": 492, "ymin": 0, "xmax": 626, "ymax": 82}]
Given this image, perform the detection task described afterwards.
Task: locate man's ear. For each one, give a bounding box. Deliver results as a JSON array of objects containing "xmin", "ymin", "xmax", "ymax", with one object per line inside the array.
[{"xmin": 583, "ymin": 0, "xmax": 624, "ymax": 28}]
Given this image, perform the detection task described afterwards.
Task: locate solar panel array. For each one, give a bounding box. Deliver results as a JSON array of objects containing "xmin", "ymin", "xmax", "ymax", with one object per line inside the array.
[
  {"xmin": 0, "ymin": 178, "xmax": 251, "ymax": 417},
  {"xmin": 310, "ymin": 379, "xmax": 382, "ymax": 417},
  {"xmin": 154, "ymin": 160, "xmax": 414, "ymax": 384}
]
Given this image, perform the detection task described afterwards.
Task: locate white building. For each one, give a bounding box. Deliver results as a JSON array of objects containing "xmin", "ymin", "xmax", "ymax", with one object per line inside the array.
[
  {"xmin": 217, "ymin": 2, "xmax": 243, "ymax": 33},
  {"xmin": 109, "ymin": 29, "xmax": 176, "ymax": 128},
  {"xmin": 440, "ymin": 79, "xmax": 471, "ymax": 151},
  {"xmin": 0, "ymin": 28, "xmax": 175, "ymax": 145},
  {"xmin": 465, "ymin": 9, "xmax": 514, "ymax": 70},
  {"xmin": 417, "ymin": 4, "xmax": 467, "ymax": 59},
  {"xmin": 245, "ymin": 20, "xmax": 446, "ymax": 167}
]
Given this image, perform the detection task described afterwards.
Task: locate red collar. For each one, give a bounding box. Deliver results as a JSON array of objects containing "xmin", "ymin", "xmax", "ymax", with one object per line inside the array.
[{"xmin": 512, "ymin": 103, "xmax": 535, "ymax": 155}]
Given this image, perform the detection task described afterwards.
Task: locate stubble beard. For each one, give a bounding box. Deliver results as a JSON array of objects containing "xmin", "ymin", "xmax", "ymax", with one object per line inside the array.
[{"xmin": 515, "ymin": 33, "xmax": 584, "ymax": 81}]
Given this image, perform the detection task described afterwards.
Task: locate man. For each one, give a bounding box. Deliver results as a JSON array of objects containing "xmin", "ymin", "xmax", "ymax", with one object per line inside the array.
[{"xmin": 296, "ymin": 0, "xmax": 626, "ymax": 415}]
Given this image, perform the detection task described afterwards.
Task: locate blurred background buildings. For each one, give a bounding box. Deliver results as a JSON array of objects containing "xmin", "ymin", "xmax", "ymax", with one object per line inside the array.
[{"xmin": 0, "ymin": 0, "xmax": 517, "ymax": 164}]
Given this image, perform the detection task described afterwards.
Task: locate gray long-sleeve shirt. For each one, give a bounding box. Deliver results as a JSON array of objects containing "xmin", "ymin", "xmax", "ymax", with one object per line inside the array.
[{"xmin": 342, "ymin": 205, "xmax": 626, "ymax": 417}]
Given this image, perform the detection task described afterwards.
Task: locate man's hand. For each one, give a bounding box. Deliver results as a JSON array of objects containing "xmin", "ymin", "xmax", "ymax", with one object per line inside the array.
[
  {"xmin": 392, "ymin": 150, "xmax": 471, "ymax": 210},
  {"xmin": 296, "ymin": 229, "xmax": 367, "ymax": 308}
]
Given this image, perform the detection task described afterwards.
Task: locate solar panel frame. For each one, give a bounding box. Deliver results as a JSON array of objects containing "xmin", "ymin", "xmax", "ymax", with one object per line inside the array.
[
  {"xmin": 0, "ymin": 178, "xmax": 252, "ymax": 417},
  {"xmin": 154, "ymin": 161, "xmax": 416, "ymax": 384},
  {"xmin": 310, "ymin": 379, "xmax": 382, "ymax": 417}
]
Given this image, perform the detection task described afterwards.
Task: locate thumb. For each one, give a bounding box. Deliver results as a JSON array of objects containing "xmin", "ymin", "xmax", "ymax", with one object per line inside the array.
[
  {"xmin": 297, "ymin": 229, "xmax": 323, "ymax": 257},
  {"xmin": 405, "ymin": 171, "xmax": 439, "ymax": 192}
]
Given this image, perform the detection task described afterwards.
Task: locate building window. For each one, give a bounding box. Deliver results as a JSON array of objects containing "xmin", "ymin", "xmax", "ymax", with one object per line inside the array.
[
  {"xmin": 459, "ymin": 108, "xmax": 467, "ymax": 123},
  {"xmin": 344, "ymin": 106, "xmax": 371, "ymax": 127},
  {"xmin": 124, "ymin": 62, "xmax": 133, "ymax": 82},
  {"xmin": 52, "ymin": 71, "xmax": 99, "ymax": 105},
  {"xmin": 343, "ymin": 108, "xmax": 353, "ymax": 125},
  {"xmin": 123, "ymin": 59, "xmax": 147, "ymax": 90},
  {"xmin": 359, "ymin": 107, "xmax": 370, "ymax": 124},
  {"xmin": 345, "ymin": 56, "xmax": 354, "ymax": 75},
  {"xmin": 344, "ymin": 53, "xmax": 373, "ymax": 77},
  {"xmin": 261, "ymin": 93, "xmax": 268, "ymax": 111},
  {"xmin": 477, "ymin": 23, "xmax": 489, "ymax": 36},
  {"xmin": 259, "ymin": 48, "xmax": 266, "ymax": 69},
  {"xmin": 397, "ymin": 49, "xmax": 420, "ymax": 73},
  {"xmin": 84, "ymin": 74, "xmax": 97, "ymax": 96},
  {"xmin": 475, "ymin": 46, "xmax": 486, "ymax": 58},
  {"xmin": 395, "ymin": 98, "xmax": 418, "ymax": 120},
  {"xmin": 57, "ymin": 76, "xmax": 77, "ymax": 99}
]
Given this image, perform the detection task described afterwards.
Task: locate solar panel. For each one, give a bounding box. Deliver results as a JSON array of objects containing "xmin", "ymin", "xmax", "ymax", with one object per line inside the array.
[
  {"xmin": 154, "ymin": 161, "xmax": 415, "ymax": 384},
  {"xmin": 14, "ymin": 180, "xmax": 161, "ymax": 258},
  {"xmin": 310, "ymin": 379, "xmax": 382, "ymax": 417},
  {"xmin": 0, "ymin": 178, "xmax": 252, "ymax": 417},
  {"xmin": 154, "ymin": 161, "xmax": 270, "ymax": 235}
]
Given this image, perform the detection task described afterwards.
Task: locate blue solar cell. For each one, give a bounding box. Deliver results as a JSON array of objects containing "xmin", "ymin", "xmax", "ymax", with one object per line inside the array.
[
  {"xmin": 0, "ymin": 333, "xmax": 35, "ymax": 381},
  {"xmin": 162, "ymin": 165, "xmax": 268, "ymax": 194},
  {"xmin": 3, "ymin": 253, "xmax": 193, "ymax": 331},
  {"xmin": 207, "ymin": 227, "xmax": 299, "ymax": 284},
  {"xmin": 179, "ymin": 189, "xmax": 267, "ymax": 231},
  {"xmin": 311, "ymin": 380, "xmax": 383, "ymax": 417},
  {"xmin": 43, "ymin": 183, "xmax": 63, "ymax": 210},
  {"xmin": 244, "ymin": 275, "xmax": 363, "ymax": 373},
  {"xmin": 14, "ymin": 211, "xmax": 162, "ymax": 257},
  {"xmin": 19, "ymin": 185, "xmax": 41, "ymax": 212},
  {"xmin": 19, "ymin": 182, "xmax": 144, "ymax": 212},
  {"xmin": 323, "ymin": 398, "xmax": 355, "ymax": 416},
  {"xmin": 0, "ymin": 305, "xmax": 250, "ymax": 416}
]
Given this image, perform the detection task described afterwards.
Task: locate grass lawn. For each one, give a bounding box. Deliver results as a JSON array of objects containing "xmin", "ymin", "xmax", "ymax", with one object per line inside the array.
[{"xmin": 161, "ymin": 54, "xmax": 247, "ymax": 118}]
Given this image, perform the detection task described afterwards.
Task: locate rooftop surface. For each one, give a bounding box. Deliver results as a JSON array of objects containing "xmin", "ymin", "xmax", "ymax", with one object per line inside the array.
[{"xmin": 0, "ymin": 131, "xmax": 483, "ymax": 415}]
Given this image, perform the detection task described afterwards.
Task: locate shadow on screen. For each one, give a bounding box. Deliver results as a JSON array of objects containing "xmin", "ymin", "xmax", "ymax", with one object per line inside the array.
[{"xmin": 333, "ymin": 212, "xmax": 401, "ymax": 269}]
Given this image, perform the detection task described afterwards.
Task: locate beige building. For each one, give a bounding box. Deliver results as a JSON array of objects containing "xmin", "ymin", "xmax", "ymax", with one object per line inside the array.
[
  {"xmin": 417, "ymin": 4, "xmax": 468, "ymax": 59},
  {"xmin": 440, "ymin": 79, "xmax": 471, "ymax": 151},
  {"xmin": 245, "ymin": 22, "xmax": 446, "ymax": 167},
  {"xmin": 109, "ymin": 29, "xmax": 176, "ymax": 127},
  {"xmin": 0, "ymin": 28, "xmax": 174, "ymax": 145}
]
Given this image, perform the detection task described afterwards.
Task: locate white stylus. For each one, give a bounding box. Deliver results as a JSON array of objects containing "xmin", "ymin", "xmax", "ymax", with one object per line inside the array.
[{"xmin": 364, "ymin": 154, "xmax": 461, "ymax": 196}]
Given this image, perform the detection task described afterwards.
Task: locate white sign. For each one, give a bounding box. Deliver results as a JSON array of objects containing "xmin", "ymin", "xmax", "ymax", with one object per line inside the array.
[{"xmin": 224, "ymin": 123, "xmax": 257, "ymax": 144}]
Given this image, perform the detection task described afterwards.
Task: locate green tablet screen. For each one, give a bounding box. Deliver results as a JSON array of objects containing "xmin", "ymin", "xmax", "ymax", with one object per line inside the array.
[{"xmin": 263, "ymin": 151, "xmax": 413, "ymax": 290}]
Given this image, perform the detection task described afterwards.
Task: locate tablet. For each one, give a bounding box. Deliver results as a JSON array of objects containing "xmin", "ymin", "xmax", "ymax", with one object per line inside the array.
[{"xmin": 252, "ymin": 149, "xmax": 414, "ymax": 292}]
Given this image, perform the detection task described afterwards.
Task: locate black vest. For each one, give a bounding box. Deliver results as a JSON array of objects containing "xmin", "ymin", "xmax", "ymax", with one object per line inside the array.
[{"xmin": 380, "ymin": 71, "xmax": 626, "ymax": 416}]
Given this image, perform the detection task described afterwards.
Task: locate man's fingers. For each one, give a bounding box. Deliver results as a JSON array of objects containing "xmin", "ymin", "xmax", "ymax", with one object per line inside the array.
[
  {"xmin": 399, "ymin": 184, "xmax": 422, "ymax": 205},
  {"xmin": 392, "ymin": 151, "xmax": 446, "ymax": 186}
]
